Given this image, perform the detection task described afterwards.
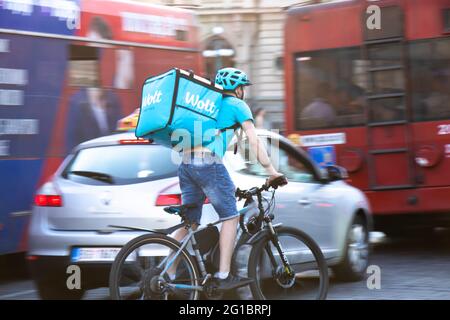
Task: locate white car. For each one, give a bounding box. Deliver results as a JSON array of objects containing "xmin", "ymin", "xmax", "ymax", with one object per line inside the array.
[{"xmin": 27, "ymin": 130, "xmax": 372, "ymax": 299}]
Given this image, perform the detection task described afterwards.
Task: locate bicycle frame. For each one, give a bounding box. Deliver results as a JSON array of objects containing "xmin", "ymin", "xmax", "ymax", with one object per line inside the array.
[
  {"xmin": 156, "ymin": 203, "xmax": 257, "ymax": 292},
  {"xmin": 109, "ymin": 176, "xmax": 311, "ymax": 299}
]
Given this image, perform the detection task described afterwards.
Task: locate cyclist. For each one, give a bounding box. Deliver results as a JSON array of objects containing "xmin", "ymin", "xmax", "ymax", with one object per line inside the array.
[{"xmin": 171, "ymin": 67, "xmax": 287, "ymax": 291}]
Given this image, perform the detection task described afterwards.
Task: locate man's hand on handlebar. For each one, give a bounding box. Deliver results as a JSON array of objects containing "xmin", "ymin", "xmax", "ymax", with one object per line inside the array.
[
  {"xmin": 266, "ymin": 173, "xmax": 288, "ymax": 189},
  {"xmin": 235, "ymin": 174, "xmax": 288, "ymax": 200}
]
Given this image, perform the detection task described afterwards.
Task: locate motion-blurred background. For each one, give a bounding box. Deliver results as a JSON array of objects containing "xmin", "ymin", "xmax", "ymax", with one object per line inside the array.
[{"xmin": 1, "ymin": 0, "xmax": 450, "ymax": 299}]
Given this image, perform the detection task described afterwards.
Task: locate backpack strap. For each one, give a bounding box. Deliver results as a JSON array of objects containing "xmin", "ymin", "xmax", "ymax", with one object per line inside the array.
[
  {"xmin": 218, "ymin": 96, "xmax": 244, "ymax": 154},
  {"xmin": 217, "ymin": 123, "xmax": 242, "ymax": 155},
  {"xmin": 234, "ymin": 127, "xmax": 244, "ymax": 155}
]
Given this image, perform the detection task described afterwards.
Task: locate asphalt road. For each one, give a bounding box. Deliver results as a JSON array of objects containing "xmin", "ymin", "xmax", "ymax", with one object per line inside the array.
[{"xmin": 1, "ymin": 230, "xmax": 450, "ymax": 300}]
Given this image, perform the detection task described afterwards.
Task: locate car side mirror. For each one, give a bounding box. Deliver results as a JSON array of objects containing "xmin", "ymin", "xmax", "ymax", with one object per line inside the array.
[{"xmin": 325, "ymin": 165, "xmax": 348, "ymax": 182}]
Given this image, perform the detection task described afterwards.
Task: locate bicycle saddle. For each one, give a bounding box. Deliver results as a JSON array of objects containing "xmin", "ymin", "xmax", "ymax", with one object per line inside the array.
[{"xmin": 163, "ymin": 203, "xmax": 197, "ymax": 214}]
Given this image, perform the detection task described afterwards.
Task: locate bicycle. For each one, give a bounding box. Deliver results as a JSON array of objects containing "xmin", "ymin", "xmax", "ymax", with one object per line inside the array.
[
  {"xmin": 108, "ymin": 176, "xmax": 329, "ymax": 300},
  {"xmin": 235, "ymin": 180, "xmax": 329, "ymax": 300}
]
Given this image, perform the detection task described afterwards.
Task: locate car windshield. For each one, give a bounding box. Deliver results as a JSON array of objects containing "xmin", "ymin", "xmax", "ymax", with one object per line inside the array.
[{"xmin": 63, "ymin": 145, "xmax": 179, "ymax": 185}]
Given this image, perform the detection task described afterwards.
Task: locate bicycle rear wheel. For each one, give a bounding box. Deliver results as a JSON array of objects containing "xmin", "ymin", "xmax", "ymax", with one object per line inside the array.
[
  {"xmin": 248, "ymin": 226, "xmax": 329, "ymax": 300},
  {"xmin": 109, "ymin": 234, "xmax": 200, "ymax": 300}
]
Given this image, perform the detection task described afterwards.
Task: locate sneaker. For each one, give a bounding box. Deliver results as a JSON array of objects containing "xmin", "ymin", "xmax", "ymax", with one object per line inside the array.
[{"xmin": 213, "ymin": 274, "xmax": 254, "ymax": 291}]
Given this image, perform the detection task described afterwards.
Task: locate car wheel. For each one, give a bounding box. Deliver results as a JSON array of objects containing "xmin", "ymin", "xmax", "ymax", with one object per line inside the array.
[
  {"xmin": 35, "ymin": 279, "xmax": 86, "ymax": 300},
  {"xmin": 332, "ymin": 215, "xmax": 369, "ymax": 282}
]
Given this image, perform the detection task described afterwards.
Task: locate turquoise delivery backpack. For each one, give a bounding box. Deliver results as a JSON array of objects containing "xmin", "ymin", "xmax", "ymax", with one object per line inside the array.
[{"xmin": 135, "ymin": 68, "xmax": 224, "ymax": 148}]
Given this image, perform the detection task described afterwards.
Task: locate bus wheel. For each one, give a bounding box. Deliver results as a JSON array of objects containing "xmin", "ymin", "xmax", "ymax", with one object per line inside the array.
[{"xmin": 332, "ymin": 215, "xmax": 369, "ymax": 282}]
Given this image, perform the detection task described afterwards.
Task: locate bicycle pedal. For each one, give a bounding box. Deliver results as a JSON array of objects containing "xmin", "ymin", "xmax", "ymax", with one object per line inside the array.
[{"xmin": 202, "ymin": 274, "xmax": 212, "ymax": 286}]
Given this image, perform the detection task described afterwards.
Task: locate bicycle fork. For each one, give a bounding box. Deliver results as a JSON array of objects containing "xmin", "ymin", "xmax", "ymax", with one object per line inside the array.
[
  {"xmin": 255, "ymin": 191, "xmax": 293, "ymax": 277},
  {"xmin": 266, "ymin": 222, "xmax": 294, "ymax": 277}
]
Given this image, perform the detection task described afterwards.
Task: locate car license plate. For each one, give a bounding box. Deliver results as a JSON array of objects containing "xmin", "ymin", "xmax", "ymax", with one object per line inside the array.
[{"xmin": 71, "ymin": 247, "xmax": 132, "ymax": 263}]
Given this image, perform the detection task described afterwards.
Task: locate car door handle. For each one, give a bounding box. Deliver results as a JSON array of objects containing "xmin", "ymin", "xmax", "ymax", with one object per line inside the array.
[{"xmin": 298, "ymin": 199, "xmax": 311, "ymax": 206}]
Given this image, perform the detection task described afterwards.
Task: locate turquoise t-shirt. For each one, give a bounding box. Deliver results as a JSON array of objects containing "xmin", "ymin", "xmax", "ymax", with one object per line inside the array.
[{"xmin": 205, "ymin": 96, "xmax": 254, "ymax": 157}]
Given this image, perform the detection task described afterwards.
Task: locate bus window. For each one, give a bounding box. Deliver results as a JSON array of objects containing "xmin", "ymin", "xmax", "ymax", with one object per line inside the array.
[
  {"xmin": 366, "ymin": 42, "xmax": 406, "ymax": 123},
  {"xmin": 367, "ymin": 43, "xmax": 404, "ymax": 95},
  {"xmin": 68, "ymin": 45, "xmax": 99, "ymax": 87},
  {"xmin": 410, "ymin": 38, "xmax": 450, "ymax": 122},
  {"xmin": 369, "ymin": 96, "xmax": 405, "ymax": 123},
  {"xmin": 66, "ymin": 44, "xmax": 124, "ymax": 152},
  {"xmin": 368, "ymin": 43, "xmax": 402, "ymax": 68},
  {"xmin": 444, "ymin": 9, "xmax": 450, "ymax": 32},
  {"xmin": 294, "ymin": 48, "xmax": 367, "ymax": 130},
  {"xmin": 372, "ymin": 69, "xmax": 404, "ymax": 94}
]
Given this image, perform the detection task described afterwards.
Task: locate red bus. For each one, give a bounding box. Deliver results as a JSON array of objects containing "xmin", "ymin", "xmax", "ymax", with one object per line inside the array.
[
  {"xmin": 284, "ymin": 0, "xmax": 450, "ymax": 232},
  {"xmin": 0, "ymin": 0, "xmax": 203, "ymax": 255}
]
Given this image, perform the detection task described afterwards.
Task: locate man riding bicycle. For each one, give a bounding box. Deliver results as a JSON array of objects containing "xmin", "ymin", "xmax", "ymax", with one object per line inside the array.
[{"xmin": 170, "ymin": 67, "xmax": 288, "ymax": 290}]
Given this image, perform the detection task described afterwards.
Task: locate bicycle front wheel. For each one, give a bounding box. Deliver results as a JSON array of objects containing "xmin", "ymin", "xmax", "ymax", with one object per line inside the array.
[
  {"xmin": 109, "ymin": 234, "xmax": 200, "ymax": 300},
  {"xmin": 248, "ymin": 226, "xmax": 329, "ymax": 300}
]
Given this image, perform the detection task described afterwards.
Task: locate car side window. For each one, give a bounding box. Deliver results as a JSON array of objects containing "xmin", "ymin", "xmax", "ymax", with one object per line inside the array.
[{"xmin": 229, "ymin": 137, "xmax": 316, "ymax": 183}]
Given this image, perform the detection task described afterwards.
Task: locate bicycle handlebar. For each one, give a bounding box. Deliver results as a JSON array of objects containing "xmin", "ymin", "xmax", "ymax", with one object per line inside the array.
[{"xmin": 235, "ymin": 175, "xmax": 288, "ymax": 200}]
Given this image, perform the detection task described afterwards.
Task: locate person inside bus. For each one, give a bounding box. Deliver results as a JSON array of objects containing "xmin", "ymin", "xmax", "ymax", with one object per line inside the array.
[
  {"xmin": 65, "ymin": 17, "xmax": 124, "ymax": 152},
  {"xmin": 335, "ymin": 83, "xmax": 366, "ymax": 126},
  {"xmin": 335, "ymin": 84, "xmax": 364, "ymax": 114},
  {"xmin": 300, "ymin": 82, "xmax": 337, "ymax": 125}
]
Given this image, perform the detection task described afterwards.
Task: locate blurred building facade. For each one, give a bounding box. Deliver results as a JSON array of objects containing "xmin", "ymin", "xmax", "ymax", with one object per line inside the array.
[{"xmin": 134, "ymin": 0, "xmax": 313, "ymax": 130}]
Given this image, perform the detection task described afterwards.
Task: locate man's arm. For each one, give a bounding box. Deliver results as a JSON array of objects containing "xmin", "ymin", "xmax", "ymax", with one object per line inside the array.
[{"xmin": 241, "ymin": 120, "xmax": 283, "ymax": 182}]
